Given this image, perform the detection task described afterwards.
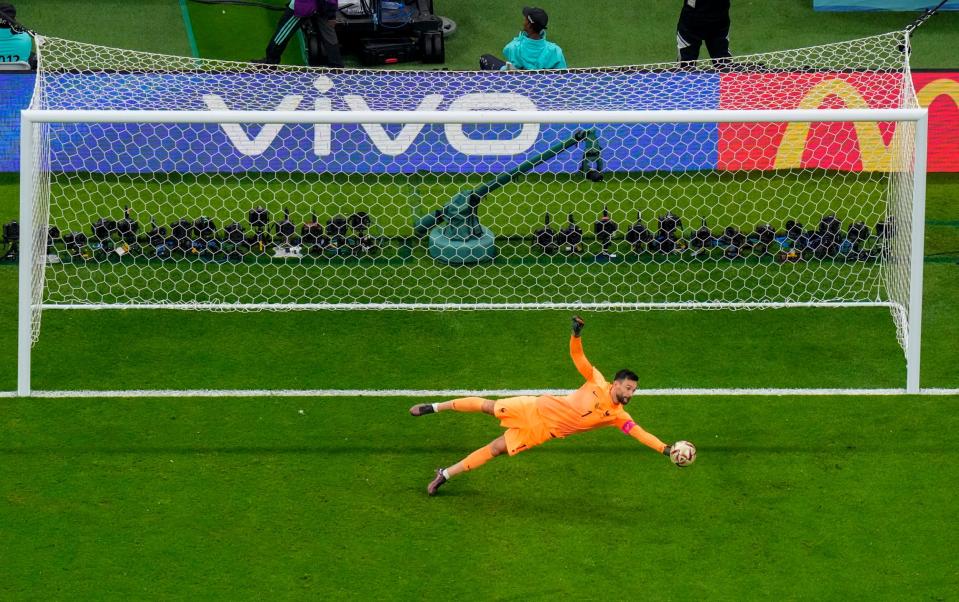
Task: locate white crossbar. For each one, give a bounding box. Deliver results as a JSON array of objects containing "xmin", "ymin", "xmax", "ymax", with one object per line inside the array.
[{"xmin": 21, "ymin": 108, "xmax": 927, "ymax": 125}]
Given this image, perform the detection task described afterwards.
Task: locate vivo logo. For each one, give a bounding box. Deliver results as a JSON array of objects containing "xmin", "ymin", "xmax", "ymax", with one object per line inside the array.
[{"xmin": 203, "ymin": 75, "xmax": 540, "ymax": 158}]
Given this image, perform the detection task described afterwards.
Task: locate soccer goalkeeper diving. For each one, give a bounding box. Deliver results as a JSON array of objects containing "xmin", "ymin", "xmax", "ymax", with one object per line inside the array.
[{"xmin": 410, "ymin": 316, "xmax": 692, "ymax": 495}]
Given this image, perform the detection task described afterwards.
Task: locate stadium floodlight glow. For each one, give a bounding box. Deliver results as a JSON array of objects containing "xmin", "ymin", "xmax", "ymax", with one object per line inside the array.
[{"xmin": 18, "ymin": 31, "xmax": 927, "ymax": 395}]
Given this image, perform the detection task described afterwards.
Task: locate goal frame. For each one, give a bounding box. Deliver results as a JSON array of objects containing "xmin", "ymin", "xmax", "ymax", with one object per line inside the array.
[{"xmin": 17, "ymin": 107, "xmax": 929, "ymax": 395}]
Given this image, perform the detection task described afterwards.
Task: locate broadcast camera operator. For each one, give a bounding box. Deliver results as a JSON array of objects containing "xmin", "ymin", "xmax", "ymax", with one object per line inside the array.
[
  {"xmin": 480, "ymin": 6, "xmax": 567, "ymax": 71},
  {"xmin": 0, "ymin": 3, "xmax": 35, "ymax": 68}
]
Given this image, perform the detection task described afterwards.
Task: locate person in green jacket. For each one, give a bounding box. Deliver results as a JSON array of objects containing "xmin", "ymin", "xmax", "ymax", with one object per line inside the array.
[
  {"xmin": 480, "ymin": 6, "xmax": 567, "ymax": 71},
  {"xmin": 0, "ymin": 3, "xmax": 33, "ymax": 67}
]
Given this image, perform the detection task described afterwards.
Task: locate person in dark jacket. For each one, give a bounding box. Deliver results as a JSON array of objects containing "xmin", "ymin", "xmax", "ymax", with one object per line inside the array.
[
  {"xmin": 255, "ymin": 0, "xmax": 343, "ymax": 67},
  {"xmin": 676, "ymin": 0, "xmax": 731, "ymax": 67}
]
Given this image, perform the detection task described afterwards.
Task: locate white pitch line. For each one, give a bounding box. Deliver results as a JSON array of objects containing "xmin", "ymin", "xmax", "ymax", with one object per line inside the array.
[
  {"xmin": 2, "ymin": 389, "xmax": 573, "ymax": 399},
  {"xmin": 1, "ymin": 388, "xmax": 958, "ymax": 398}
]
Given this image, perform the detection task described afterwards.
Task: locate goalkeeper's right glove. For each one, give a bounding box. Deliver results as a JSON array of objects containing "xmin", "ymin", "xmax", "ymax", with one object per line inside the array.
[
  {"xmin": 662, "ymin": 444, "xmax": 673, "ymax": 457},
  {"xmin": 571, "ymin": 315, "xmax": 585, "ymax": 337}
]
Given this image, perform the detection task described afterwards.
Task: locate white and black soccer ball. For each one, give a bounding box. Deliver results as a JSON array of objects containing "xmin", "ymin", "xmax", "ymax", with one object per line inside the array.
[{"xmin": 669, "ymin": 440, "xmax": 697, "ymax": 467}]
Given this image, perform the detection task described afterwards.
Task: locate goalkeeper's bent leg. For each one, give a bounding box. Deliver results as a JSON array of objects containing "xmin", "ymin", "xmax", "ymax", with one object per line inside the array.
[{"xmin": 445, "ymin": 436, "xmax": 507, "ymax": 478}]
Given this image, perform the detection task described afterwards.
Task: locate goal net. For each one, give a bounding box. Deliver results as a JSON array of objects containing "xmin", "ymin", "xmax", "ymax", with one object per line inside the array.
[{"xmin": 19, "ymin": 30, "xmax": 926, "ymax": 390}]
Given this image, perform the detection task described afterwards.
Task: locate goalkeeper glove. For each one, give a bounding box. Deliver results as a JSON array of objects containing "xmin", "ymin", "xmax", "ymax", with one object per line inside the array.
[
  {"xmin": 662, "ymin": 444, "xmax": 672, "ymax": 457},
  {"xmin": 571, "ymin": 315, "xmax": 585, "ymax": 337}
]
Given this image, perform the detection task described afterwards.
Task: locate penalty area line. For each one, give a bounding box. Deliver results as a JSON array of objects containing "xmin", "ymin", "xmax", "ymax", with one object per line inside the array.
[{"xmin": 1, "ymin": 388, "xmax": 959, "ymax": 398}]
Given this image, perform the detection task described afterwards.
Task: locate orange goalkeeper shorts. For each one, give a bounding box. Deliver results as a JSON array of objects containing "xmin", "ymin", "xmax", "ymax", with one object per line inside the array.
[{"xmin": 493, "ymin": 396, "xmax": 554, "ymax": 456}]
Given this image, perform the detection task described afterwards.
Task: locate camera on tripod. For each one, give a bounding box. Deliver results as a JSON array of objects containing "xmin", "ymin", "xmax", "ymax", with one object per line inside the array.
[
  {"xmin": 247, "ymin": 206, "xmax": 272, "ymax": 254},
  {"xmin": 116, "ymin": 206, "xmax": 140, "ymax": 246},
  {"xmin": 348, "ymin": 211, "xmax": 380, "ymax": 257},
  {"xmin": 556, "ymin": 213, "xmax": 583, "ymax": 255},
  {"xmin": 652, "ymin": 211, "xmax": 682, "ymax": 254},
  {"xmin": 625, "ymin": 211, "xmax": 653, "ymax": 254},
  {"xmin": 325, "ymin": 214, "xmax": 349, "ymax": 255},
  {"xmin": 1, "ymin": 220, "xmax": 18, "ymax": 261},
  {"xmin": 751, "ymin": 223, "xmax": 777, "ymax": 256},
  {"xmin": 273, "ymin": 208, "xmax": 302, "ymax": 258},
  {"xmin": 90, "ymin": 216, "xmax": 117, "ymax": 255},
  {"xmin": 191, "ymin": 217, "xmax": 218, "ymax": 257},
  {"xmin": 532, "ymin": 212, "xmax": 558, "ymax": 255},
  {"xmin": 169, "ymin": 218, "xmax": 193, "ymax": 252},
  {"xmin": 593, "ymin": 206, "xmax": 619, "ymax": 260},
  {"xmin": 221, "ymin": 221, "xmax": 247, "ymax": 261},
  {"xmin": 688, "ymin": 217, "xmax": 714, "ymax": 258},
  {"xmin": 301, "ymin": 212, "xmax": 329, "ymax": 255}
]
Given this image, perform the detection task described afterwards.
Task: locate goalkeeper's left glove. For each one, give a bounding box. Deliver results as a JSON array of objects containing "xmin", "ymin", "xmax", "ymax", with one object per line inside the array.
[
  {"xmin": 662, "ymin": 444, "xmax": 673, "ymax": 457},
  {"xmin": 571, "ymin": 315, "xmax": 585, "ymax": 337}
]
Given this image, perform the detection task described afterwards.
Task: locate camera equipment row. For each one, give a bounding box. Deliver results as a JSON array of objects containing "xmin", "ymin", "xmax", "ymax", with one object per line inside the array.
[
  {"xmin": 1, "ymin": 206, "xmax": 895, "ymax": 265},
  {"xmin": 531, "ymin": 209, "xmax": 894, "ymax": 262},
  {"xmin": 9, "ymin": 207, "xmax": 385, "ymax": 262}
]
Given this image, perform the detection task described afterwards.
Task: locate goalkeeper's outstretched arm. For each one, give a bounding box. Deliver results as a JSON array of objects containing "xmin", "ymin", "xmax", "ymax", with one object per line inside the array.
[
  {"xmin": 569, "ymin": 316, "xmax": 593, "ymax": 381},
  {"xmin": 620, "ymin": 419, "xmax": 669, "ymax": 454}
]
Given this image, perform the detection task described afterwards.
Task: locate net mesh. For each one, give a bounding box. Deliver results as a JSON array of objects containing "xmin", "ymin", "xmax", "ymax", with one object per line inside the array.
[{"xmin": 26, "ymin": 31, "xmax": 920, "ymax": 352}]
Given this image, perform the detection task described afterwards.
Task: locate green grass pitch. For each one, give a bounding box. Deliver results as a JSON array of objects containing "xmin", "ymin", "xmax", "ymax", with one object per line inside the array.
[
  {"xmin": 1, "ymin": 1, "xmax": 959, "ymax": 599},
  {"xmin": 0, "ymin": 166, "xmax": 955, "ymax": 598},
  {"xmin": 2, "ymin": 394, "xmax": 957, "ymax": 599}
]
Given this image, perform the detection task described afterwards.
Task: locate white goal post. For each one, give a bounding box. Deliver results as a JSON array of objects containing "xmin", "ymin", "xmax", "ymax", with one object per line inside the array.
[
  {"xmin": 18, "ymin": 25, "xmax": 934, "ymax": 396},
  {"xmin": 18, "ymin": 106, "xmax": 927, "ymax": 396}
]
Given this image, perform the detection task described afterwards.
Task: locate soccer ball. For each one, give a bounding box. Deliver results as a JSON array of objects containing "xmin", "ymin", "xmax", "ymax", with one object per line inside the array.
[{"xmin": 669, "ymin": 440, "xmax": 697, "ymax": 467}]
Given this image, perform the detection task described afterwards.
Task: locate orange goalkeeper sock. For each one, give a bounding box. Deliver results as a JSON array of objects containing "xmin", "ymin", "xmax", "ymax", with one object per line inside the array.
[
  {"xmin": 461, "ymin": 445, "xmax": 496, "ymax": 472},
  {"xmin": 451, "ymin": 397, "xmax": 486, "ymax": 413}
]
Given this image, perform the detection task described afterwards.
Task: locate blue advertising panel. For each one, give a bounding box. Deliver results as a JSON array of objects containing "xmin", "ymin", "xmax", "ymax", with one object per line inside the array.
[
  {"xmin": 0, "ymin": 72, "xmax": 34, "ymax": 171},
  {"xmin": 2, "ymin": 70, "xmax": 721, "ymax": 174}
]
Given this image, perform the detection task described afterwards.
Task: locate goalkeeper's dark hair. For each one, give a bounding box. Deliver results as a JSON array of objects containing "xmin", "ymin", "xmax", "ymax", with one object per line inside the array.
[{"xmin": 614, "ymin": 369, "xmax": 639, "ymax": 382}]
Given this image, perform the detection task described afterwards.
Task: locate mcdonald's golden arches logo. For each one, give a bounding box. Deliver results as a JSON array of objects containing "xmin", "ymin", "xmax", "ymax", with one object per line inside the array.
[{"xmin": 774, "ymin": 76, "xmax": 958, "ymax": 171}]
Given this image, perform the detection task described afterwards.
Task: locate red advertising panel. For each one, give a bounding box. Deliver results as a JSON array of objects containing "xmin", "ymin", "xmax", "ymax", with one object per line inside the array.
[
  {"xmin": 912, "ymin": 72, "xmax": 959, "ymax": 172},
  {"xmin": 718, "ymin": 72, "xmax": 959, "ymax": 172}
]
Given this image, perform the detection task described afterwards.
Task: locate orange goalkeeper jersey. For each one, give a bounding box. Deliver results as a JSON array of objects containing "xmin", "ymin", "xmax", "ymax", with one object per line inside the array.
[{"xmin": 534, "ymin": 336, "xmax": 633, "ymax": 438}]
